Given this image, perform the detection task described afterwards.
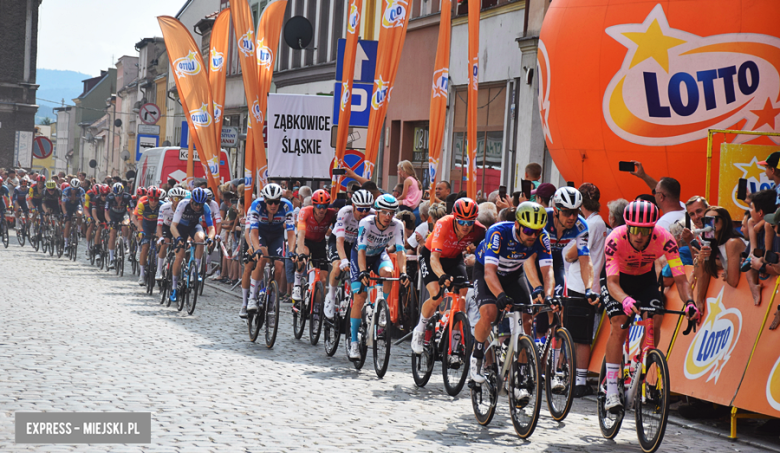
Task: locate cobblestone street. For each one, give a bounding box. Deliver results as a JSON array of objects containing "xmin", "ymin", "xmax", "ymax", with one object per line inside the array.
[{"xmin": 0, "ymin": 244, "xmax": 773, "ymax": 452}]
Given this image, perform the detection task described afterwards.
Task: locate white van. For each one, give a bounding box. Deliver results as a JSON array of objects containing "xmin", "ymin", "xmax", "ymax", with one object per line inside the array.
[{"xmin": 135, "ymin": 147, "xmax": 232, "ymax": 188}]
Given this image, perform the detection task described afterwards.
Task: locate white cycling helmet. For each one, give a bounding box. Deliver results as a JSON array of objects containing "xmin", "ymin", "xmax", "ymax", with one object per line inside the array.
[
  {"xmin": 158, "ymin": 189, "xmax": 167, "ymax": 200},
  {"xmin": 261, "ymin": 183, "xmax": 283, "ymax": 200},
  {"xmin": 71, "ymin": 178, "xmax": 80, "ymax": 188},
  {"xmin": 374, "ymin": 194, "xmax": 399, "ymax": 212},
  {"xmin": 553, "ymin": 186, "xmax": 583, "ymax": 211},
  {"xmin": 204, "ymin": 188, "xmax": 214, "ymax": 202},
  {"xmin": 351, "ymin": 189, "xmax": 374, "ymax": 207},
  {"xmin": 168, "ymin": 187, "xmax": 186, "ymax": 199}
]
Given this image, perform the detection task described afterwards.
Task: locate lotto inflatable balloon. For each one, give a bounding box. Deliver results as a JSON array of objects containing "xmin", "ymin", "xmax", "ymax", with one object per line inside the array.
[{"xmin": 538, "ymin": 0, "xmax": 780, "ymax": 205}]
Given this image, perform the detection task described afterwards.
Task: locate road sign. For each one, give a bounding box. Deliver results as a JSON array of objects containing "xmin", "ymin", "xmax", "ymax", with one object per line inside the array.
[
  {"xmin": 221, "ymin": 127, "xmax": 239, "ymax": 148},
  {"xmin": 136, "ymin": 134, "xmax": 159, "ymax": 161},
  {"xmin": 14, "ymin": 131, "xmax": 33, "ymax": 167},
  {"xmin": 32, "ymin": 136, "xmax": 53, "ymax": 159},
  {"xmin": 336, "ymin": 40, "xmax": 378, "ymax": 83},
  {"xmin": 138, "ymin": 124, "xmax": 160, "ymax": 135},
  {"xmin": 333, "ymin": 82, "xmax": 372, "ymax": 127},
  {"xmin": 329, "ymin": 149, "xmax": 366, "ymax": 191},
  {"xmin": 139, "ymin": 103, "xmax": 161, "ymax": 125}
]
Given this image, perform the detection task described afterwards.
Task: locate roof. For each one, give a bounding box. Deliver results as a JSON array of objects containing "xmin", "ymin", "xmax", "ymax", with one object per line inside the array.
[
  {"xmin": 134, "ymin": 37, "xmax": 164, "ymax": 52},
  {"xmin": 175, "ymin": 0, "xmax": 194, "ymax": 19}
]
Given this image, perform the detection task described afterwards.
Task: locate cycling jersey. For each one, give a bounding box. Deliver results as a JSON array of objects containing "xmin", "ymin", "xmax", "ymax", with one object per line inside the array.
[
  {"xmin": 604, "ymin": 225, "xmax": 685, "ymax": 277},
  {"xmin": 475, "ymin": 221, "xmax": 553, "ymax": 275},
  {"xmin": 0, "ymin": 185, "xmax": 8, "ymax": 208},
  {"xmin": 333, "ymin": 205, "xmax": 375, "ymax": 244},
  {"xmin": 296, "ymin": 205, "xmax": 338, "ymax": 242},
  {"xmin": 544, "ymin": 208, "xmax": 589, "ymax": 257},
  {"xmin": 172, "ymin": 198, "xmax": 213, "ymax": 228},
  {"xmin": 207, "ymin": 200, "xmax": 222, "ymax": 223},
  {"xmin": 356, "ymin": 215, "xmax": 405, "ymax": 257},
  {"xmin": 29, "ymin": 186, "xmax": 45, "ymax": 204},
  {"xmin": 135, "ymin": 198, "xmax": 160, "ymax": 223},
  {"xmin": 13, "ymin": 186, "xmax": 29, "ymax": 204},
  {"xmin": 62, "ymin": 186, "xmax": 85, "ymax": 206},
  {"xmin": 106, "ymin": 192, "xmax": 133, "ymax": 214},
  {"xmin": 424, "ymin": 215, "xmax": 486, "ymax": 259},
  {"xmin": 42, "ymin": 188, "xmax": 61, "ymax": 209},
  {"xmin": 248, "ymin": 197, "xmax": 294, "ymax": 235},
  {"xmin": 157, "ymin": 202, "xmax": 175, "ymax": 227}
]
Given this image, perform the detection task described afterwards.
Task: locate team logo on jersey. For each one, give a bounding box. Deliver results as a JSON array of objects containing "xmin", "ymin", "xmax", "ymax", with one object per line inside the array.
[
  {"xmin": 173, "ymin": 51, "xmax": 202, "ymax": 78},
  {"xmin": 251, "ymin": 99, "xmax": 263, "ymax": 125},
  {"xmin": 210, "ymin": 48, "xmax": 224, "ymax": 71},
  {"xmin": 603, "ymin": 4, "xmax": 780, "ymax": 146},
  {"xmin": 432, "ymin": 68, "xmax": 449, "ymax": 98},
  {"xmin": 489, "ymin": 231, "xmax": 502, "ymax": 252},
  {"xmin": 190, "ymin": 103, "xmax": 213, "ymax": 129},
  {"xmin": 256, "ymin": 38, "xmax": 274, "ymax": 70},
  {"xmin": 347, "ymin": 1, "xmax": 360, "ymax": 34},
  {"xmin": 213, "ymin": 102, "xmax": 223, "ymax": 124},
  {"xmin": 428, "ymin": 156, "xmax": 439, "ymax": 183},
  {"xmin": 537, "ymin": 39, "xmax": 553, "ymax": 143},
  {"xmin": 371, "ymin": 77, "xmax": 390, "ymax": 110},
  {"xmin": 382, "ymin": 0, "xmax": 407, "ymax": 29},
  {"xmin": 767, "ymin": 355, "xmax": 780, "ymax": 411},
  {"xmin": 340, "ymin": 82, "xmax": 351, "ymax": 112},
  {"xmin": 238, "ymin": 30, "xmax": 255, "ymax": 57},
  {"xmin": 684, "ymin": 287, "xmax": 742, "ymax": 383}
]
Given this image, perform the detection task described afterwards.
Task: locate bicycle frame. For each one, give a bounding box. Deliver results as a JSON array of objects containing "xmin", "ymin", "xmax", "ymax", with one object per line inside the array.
[{"xmin": 486, "ymin": 309, "xmax": 526, "ymax": 397}]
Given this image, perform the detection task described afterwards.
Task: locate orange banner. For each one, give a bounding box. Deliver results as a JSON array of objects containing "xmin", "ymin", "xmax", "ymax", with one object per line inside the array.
[
  {"xmin": 466, "ymin": 0, "xmax": 479, "ymax": 199},
  {"xmin": 427, "ymin": 0, "xmax": 451, "ymax": 203},
  {"xmin": 244, "ymin": 127, "xmax": 254, "ymax": 213},
  {"xmin": 158, "ymin": 16, "xmax": 222, "ymax": 196},
  {"xmin": 362, "ymin": 0, "xmax": 411, "ymax": 180},
  {"xmin": 254, "ymin": 0, "xmax": 288, "ymax": 190},
  {"xmin": 209, "ymin": 8, "xmax": 231, "ymax": 158},
  {"xmin": 331, "ymin": 0, "xmax": 364, "ymax": 200}
]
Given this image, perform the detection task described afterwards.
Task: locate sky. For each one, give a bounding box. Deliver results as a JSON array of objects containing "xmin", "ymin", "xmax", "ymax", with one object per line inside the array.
[{"xmin": 38, "ymin": 0, "xmax": 186, "ymax": 76}]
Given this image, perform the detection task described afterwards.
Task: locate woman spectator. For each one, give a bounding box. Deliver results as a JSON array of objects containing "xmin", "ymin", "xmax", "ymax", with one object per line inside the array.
[
  {"xmin": 606, "ymin": 198, "xmax": 629, "ymax": 229},
  {"xmin": 694, "ymin": 206, "xmax": 748, "ymax": 315},
  {"xmin": 396, "ymin": 160, "xmax": 422, "ymax": 214}
]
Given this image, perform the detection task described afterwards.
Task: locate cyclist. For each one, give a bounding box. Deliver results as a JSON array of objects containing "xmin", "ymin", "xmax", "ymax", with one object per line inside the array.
[
  {"xmin": 0, "ymin": 177, "xmax": 8, "ymax": 222},
  {"xmin": 105, "ymin": 183, "xmax": 133, "ymax": 269},
  {"xmin": 169, "ymin": 187, "xmax": 216, "ymax": 302},
  {"xmin": 155, "ymin": 186, "xmax": 186, "ymax": 281},
  {"xmin": 291, "ymin": 189, "xmax": 339, "ymax": 304},
  {"xmin": 12, "ymin": 177, "xmax": 31, "ymax": 229},
  {"xmin": 469, "ymin": 202, "xmax": 556, "ymax": 386},
  {"xmin": 411, "ymin": 198, "xmax": 486, "ymax": 354},
  {"xmin": 83, "ymin": 184, "xmax": 97, "ymax": 248},
  {"xmin": 60, "ymin": 178, "xmax": 85, "ymax": 251},
  {"xmin": 349, "ymin": 194, "xmax": 409, "ymax": 359},
  {"xmin": 29, "ymin": 175, "xmax": 46, "ymax": 222},
  {"xmin": 324, "ymin": 189, "xmax": 375, "ymax": 321},
  {"xmin": 602, "ymin": 200, "xmax": 699, "ymax": 412},
  {"xmin": 134, "ymin": 186, "xmax": 162, "ymax": 285},
  {"xmin": 241, "ymin": 183, "xmax": 294, "ymax": 318},
  {"xmin": 42, "ymin": 180, "xmax": 62, "ymax": 222}
]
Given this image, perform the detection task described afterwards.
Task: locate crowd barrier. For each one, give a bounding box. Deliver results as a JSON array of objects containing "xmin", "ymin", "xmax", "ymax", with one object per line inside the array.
[{"xmin": 588, "ymin": 265, "xmax": 780, "ymax": 436}]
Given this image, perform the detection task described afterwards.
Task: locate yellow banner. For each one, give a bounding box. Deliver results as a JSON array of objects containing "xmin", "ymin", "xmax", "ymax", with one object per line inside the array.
[{"xmin": 718, "ymin": 143, "xmax": 780, "ymax": 220}]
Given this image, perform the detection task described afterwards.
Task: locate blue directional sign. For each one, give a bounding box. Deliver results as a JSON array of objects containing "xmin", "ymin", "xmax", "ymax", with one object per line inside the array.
[
  {"xmin": 336, "ymin": 39, "xmax": 378, "ymax": 84},
  {"xmin": 333, "ymin": 82, "xmax": 373, "ymax": 128},
  {"xmin": 136, "ymin": 134, "xmax": 159, "ymax": 161}
]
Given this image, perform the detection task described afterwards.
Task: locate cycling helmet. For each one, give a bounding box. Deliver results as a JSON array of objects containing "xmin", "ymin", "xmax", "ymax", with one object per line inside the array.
[
  {"xmin": 515, "ymin": 201, "xmax": 548, "ymax": 230},
  {"xmin": 112, "ymin": 183, "xmax": 124, "ymax": 195},
  {"xmin": 453, "ymin": 198, "xmax": 479, "ymax": 221},
  {"xmin": 261, "ymin": 183, "xmax": 283, "ymax": 200},
  {"xmin": 205, "ymin": 188, "xmax": 214, "ymax": 202},
  {"xmin": 37, "ymin": 175, "xmax": 46, "ymax": 183},
  {"xmin": 20, "ymin": 177, "xmax": 29, "ymax": 186},
  {"xmin": 191, "ymin": 187, "xmax": 208, "ymax": 204},
  {"xmin": 147, "ymin": 186, "xmax": 162, "ymax": 200},
  {"xmin": 553, "ymin": 186, "xmax": 583, "ymax": 211},
  {"xmin": 0, "ymin": 176, "xmax": 3, "ymax": 184},
  {"xmin": 168, "ymin": 187, "xmax": 186, "ymax": 199},
  {"xmin": 623, "ymin": 200, "xmax": 659, "ymax": 227},
  {"xmin": 136, "ymin": 187, "xmax": 147, "ymax": 198},
  {"xmin": 311, "ymin": 189, "xmax": 331, "ymax": 205},
  {"xmin": 61, "ymin": 182, "xmax": 70, "ymax": 190},
  {"xmin": 374, "ymin": 194, "xmax": 399, "ymax": 212},
  {"xmin": 351, "ymin": 189, "xmax": 374, "ymax": 207},
  {"xmin": 46, "ymin": 180, "xmax": 57, "ymax": 190},
  {"xmin": 99, "ymin": 184, "xmax": 111, "ymax": 195},
  {"xmin": 158, "ymin": 189, "xmax": 167, "ymax": 200},
  {"xmin": 71, "ymin": 178, "xmax": 80, "ymax": 188}
]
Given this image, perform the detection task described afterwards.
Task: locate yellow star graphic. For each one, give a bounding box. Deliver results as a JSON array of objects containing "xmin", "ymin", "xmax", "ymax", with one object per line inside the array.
[
  {"xmin": 734, "ymin": 157, "xmax": 766, "ymax": 181},
  {"xmin": 750, "ymin": 98, "xmax": 780, "ymax": 130},
  {"xmin": 705, "ymin": 293, "xmax": 724, "ymax": 325},
  {"xmin": 622, "ymin": 19, "xmax": 687, "ymax": 72}
]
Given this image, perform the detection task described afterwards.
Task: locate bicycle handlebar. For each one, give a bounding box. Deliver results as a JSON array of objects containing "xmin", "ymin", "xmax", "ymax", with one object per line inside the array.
[
  {"xmin": 620, "ymin": 304, "xmax": 698, "ymax": 335},
  {"xmin": 433, "ymin": 278, "xmax": 474, "ymax": 299}
]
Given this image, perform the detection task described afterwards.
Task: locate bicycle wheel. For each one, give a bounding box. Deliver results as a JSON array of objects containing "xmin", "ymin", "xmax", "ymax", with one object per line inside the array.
[
  {"xmin": 146, "ymin": 248, "xmax": 156, "ymax": 296},
  {"xmin": 56, "ymin": 228, "xmax": 64, "ymax": 258},
  {"xmin": 188, "ymin": 264, "xmax": 199, "ymax": 315},
  {"xmin": 198, "ymin": 256, "xmax": 207, "ymax": 296},
  {"xmin": 159, "ymin": 261, "xmax": 169, "ymax": 305},
  {"xmin": 597, "ymin": 358, "xmax": 625, "ymax": 439},
  {"xmin": 129, "ymin": 239, "xmax": 137, "ymax": 275},
  {"xmin": 89, "ymin": 237, "xmax": 96, "ymax": 265},
  {"xmin": 31, "ymin": 221, "xmax": 39, "ymax": 251},
  {"xmin": 265, "ymin": 280, "xmax": 280, "ymax": 348},
  {"xmin": 508, "ymin": 335, "xmax": 543, "ymax": 439},
  {"xmin": 292, "ymin": 283, "xmax": 308, "ymax": 340},
  {"xmin": 248, "ymin": 294, "xmax": 262, "ymax": 342},
  {"xmin": 116, "ymin": 240, "xmax": 125, "ymax": 276},
  {"xmin": 373, "ymin": 299, "xmax": 392, "ymax": 378},
  {"xmin": 177, "ymin": 267, "xmax": 187, "ymax": 312},
  {"xmin": 1, "ymin": 221, "xmax": 8, "ymax": 248},
  {"xmin": 635, "ymin": 349, "xmax": 671, "ymax": 453},
  {"xmin": 17, "ymin": 221, "xmax": 25, "ymax": 246},
  {"xmin": 40, "ymin": 224, "xmax": 47, "ymax": 253},
  {"xmin": 309, "ymin": 281, "xmax": 325, "ymax": 346},
  {"xmin": 471, "ymin": 350, "xmax": 498, "ymax": 426},
  {"xmin": 323, "ymin": 290, "xmax": 341, "ymax": 357},
  {"xmin": 71, "ymin": 230, "xmax": 79, "ymax": 261},
  {"xmin": 355, "ymin": 316, "xmax": 368, "ymax": 370},
  {"xmin": 545, "ymin": 327, "xmax": 576, "ymax": 421},
  {"xmin": 443, "ymin": 312, "xmax": 472, "ymax": 396},
  {"xmin": 412, "ymin": 319, "xmax": 436, "ymax": 387}
]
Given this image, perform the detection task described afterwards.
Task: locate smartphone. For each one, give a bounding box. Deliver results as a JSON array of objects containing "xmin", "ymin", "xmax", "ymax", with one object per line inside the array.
[
  {"xmin": 521, "ymin": 180, "xmax": 533, "ymax": 199},
  {"xmin": 619, "ymin": 161, "xmax": 635, "ymax": 172},
  {"xmin": 332, "ymin": 168, "xmax": 346, "ymax": 176},
  {"xmin": 336, "ymin": 192, "xmax": 347, "ymax": 200},
  {"xmin": 702, "ymin": 216, "xmax": 716, "ymax": 240},
  {"xmin": 567, "ymin": 181, "xmax": 575, "ymax": 188},
  {"xmin": 766, "ymin": 251, "xmax": 780, "ymax": 265},
  {"xmin": 499, "ymin": 185, "xmax": 507, "ymax": 200},
  {"xmin": 737, "ymin": 178, "xmax": 748, "ymax": 201},
  {"xmin": 685, "ymin": 211, "xmax": 691, "ymax": 230}
]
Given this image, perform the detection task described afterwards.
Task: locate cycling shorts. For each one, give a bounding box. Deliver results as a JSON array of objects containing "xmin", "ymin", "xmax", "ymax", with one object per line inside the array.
[
  {"xmin": 108, "ymin": 210, "xmax": 126, "ymax": 225},
  {"xmin": 419, "ymin": 247, "xmax": 467, "ymax": 287},
  {"xmin": 161, "ymin": 224, "xmax": 173, "ymax": 240},
  {"xmin": 605, "ymin": 270, "xmax": 663, "ymax": 319},
  {"xmin": 177, "ymin": 223, "xmax": 204, "ymax": 241},
  {"xmin": 350, "ymin": 245, "xmax": 393, "ymax": 293},
  {"xmin": 16, "ymin": 200, "xmax": 29, "ymax": 214},
  {"xmin": 94, "ymin": 208, "xmax": 106, "ymax": 224},
  {"xmin": 31, "ymin": 199, "xmax": 43, "ymax": 210},
  {"xmin": 141, "ymin": 220, "xmax": 156, "ymax": 245},
  {"xmin": 258, "ymin": 231, "xmax": 285, "ymax": 258},
  {"xmin": 327, "ymin": 234, "xmax": 354, "ymax": 263},
  {"xmin": 304, "ymin": 238, "xmax": 328, "ymax": 271},
  {"xmin": 64, "ymin": 202, "xmax": 81, "ymax": 220},
  {"xmin": 473, "ymin": 261, "xmax": 530, "ymax": 309}
]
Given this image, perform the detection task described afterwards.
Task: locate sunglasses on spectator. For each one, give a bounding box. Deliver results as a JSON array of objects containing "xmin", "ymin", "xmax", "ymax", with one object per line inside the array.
[
  {"xmin": 266, "ymin": 199, "xmax": 281, "ymax": 205},
  {"xmin": 355, "ymin": 207, "xmax": 371, "ymax": 213},
  {"xmin": 520, "ymin": 226, "xmax": 543, "ymax": 236},
  {"xmin": 629, "ymin": 226, "xmax": 653, "ymax": 236},
  {"xmin": 455, "ymin": 219, "xmax": 475, "ymax": 227},
  {"xmin": 315, "ymin": 203, "xmax": 329, "ymax": 209}
]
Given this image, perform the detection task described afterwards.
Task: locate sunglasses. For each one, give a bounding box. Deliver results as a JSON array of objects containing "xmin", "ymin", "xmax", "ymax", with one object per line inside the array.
[
  {"xmin": 628, "ymin": 226, "xmax": 653, "ymax": 236},
  {"xmin": 559, "ymin": 209, "xmax": 578, "ymax": 217},
  {"xmin": 171, "ymin": 197, "xmax": 183, "ymax": 202},
  {"xmin": 377, "ymin": 210, "xmax": 394, "ymax": 216},
  {"xmin": 191, "ymin": 202, "xmax": 204, "ymax": 209},
  {"xmin": 455, "ymin": 219, "xmax": 475, "ymax": 227},
  {"xmin": 355, "ymin": 207, "xmax": 371, "ymax": 213},
  {"xmin": 520, "ymin": 226, "xmax": 543, "ymax": 236},
  {"xmin": 315, "ymin": 203, "xmax": 329, "ymax": 209},
  {"xmin": 266, "ymin": 199, "xmax": 281, "ymax": 205}
]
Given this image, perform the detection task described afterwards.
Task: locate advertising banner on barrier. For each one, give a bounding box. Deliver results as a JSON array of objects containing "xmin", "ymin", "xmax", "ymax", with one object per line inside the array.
[
  {"xmin": 267, "ymin": 94, "xmax": 335, "ymax": 179},
  {"xmin": 718, "ymin": 143, "xmax": 780, "ymax": 221}
]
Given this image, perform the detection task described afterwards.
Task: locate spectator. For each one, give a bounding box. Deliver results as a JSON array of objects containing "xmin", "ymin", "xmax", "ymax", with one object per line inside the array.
[
  {"xmin": 303, "ymin": 196, "xmax": 312, "ymax": 207},
  {"xmin": 525, "ymin": 163, "xmax": 542, "ymax": 197},
  {"xmin": 445, "ymin": 192, "xmax": 458, "ymax": 214},
  {"xmin": 435, "ymin": 181, "xmax": 451, "ymax": 203},
  {"xmin": 395, "ymin": 210, "xmax": 417, "ymax": 252},
  {"xmin": 361, "ymin": 180, "xmax": 382, "ymax": 200},
  {"xmin": 298, "ymin": 185, "xmax": 312, "ymax": 202},
  {"xmin": 487, "ymin": 190, "xmax": 511, "ymax": 211},
  {"xmin": 681, "ymin": 195, "xmax": 709, "ymax": 250},
  {"xmin": 759, "ymin": 151, "xmax": 780, "ymax": 206},
  {"xmin": 662, "ymin": 220, "xmax": 695, "ymax": 288},
  {"xmin": 629, "ymin": 161, "xmax": 685, "ymax": 230},
  {"xmin": 607, "ymin": 198, "xmax": 629, "ymax": 229},
  {"xmin": 408, "ymin": 202, "xmax": 445, "ymax": 252},
  {"xmin": 5, "ymin": 169, "xmax": 18, "ymax": 190},
  {"xmin": 392, "ymin": 183, "xmax": 403, "ymax": 199},
  {"xmin": 531, "ymin": 183, "xmax": 556, "ymax": 208},
  {"xmin": 500, "ymin": 207, "xmax": 516, "ymax": 222},
  {"xmin": 78, "ymin": 171, "xmax": 87, "ymax": 182},
  {"xmin": 477, "ymin": 202, "xmax": 497, "ymax": 228},
  {"xmin": 396, "ymin": 160, "xmax": 422, "ymax": 213},
  {"xmin": 695, "ymin": 207, "xmax": 747, "ymax": 316}
]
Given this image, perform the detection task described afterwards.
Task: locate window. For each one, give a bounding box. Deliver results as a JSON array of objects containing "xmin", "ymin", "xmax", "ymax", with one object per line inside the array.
[{"xmin": 456, "ymin": 0, "xmax": 517, "ymax": 16}]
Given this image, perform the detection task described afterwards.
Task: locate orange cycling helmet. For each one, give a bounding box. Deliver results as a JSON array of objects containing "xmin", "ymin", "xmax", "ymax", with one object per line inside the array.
[
  {"xmin": 311, "ymin": 189, "xmax": 331, "ymax": 205},
  {"xmin": 147, "ymin": 186, "xmax": 162, "ymax": 200},
  {"xmin": 453, "ymin": 197, "xmax": 479, "ymax": 221}
]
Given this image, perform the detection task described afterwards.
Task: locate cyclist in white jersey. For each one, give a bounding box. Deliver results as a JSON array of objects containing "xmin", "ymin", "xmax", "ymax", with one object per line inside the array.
[
  {"xmin": 154, "ymin": 187, "xmax": 186, "ymax": 280},
  {"xmin": 325, "ymin": 190, "xmax": 375, "ymax": 320}
]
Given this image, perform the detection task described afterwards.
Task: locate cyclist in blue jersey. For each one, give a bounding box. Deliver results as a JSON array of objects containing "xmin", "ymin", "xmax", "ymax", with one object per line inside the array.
[
  {"xmin": 105, "ymin": 183, "xmax": 133, "ymax": 269},
  {"xmin": 12, "ymin": 177, "xmax": 31, "ymax": 228},
  {"xmin": 469, "ymin": 202, "xmax": 557, "ymax": 385},
  {"xmin": 61, "ymin": 178, "xmax": 85, "ymax": 251},
  {"xmin": 240, "ymin": 183, "xmax": 294, "ymax": 318},
  {"xmin": 0, "ymin": 177, "xmax": 9, "ymax": 217},
  {"xmin": 169, "ymin": 187, "xmax": 216, "ymax": 302}
]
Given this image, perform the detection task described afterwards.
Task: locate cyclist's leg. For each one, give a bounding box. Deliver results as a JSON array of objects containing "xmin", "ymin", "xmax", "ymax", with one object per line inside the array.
[
  {"xmin": 193, "ymin": 225, "xmax": 206, "ymax": 264},
  {"xmin": 310, "ymin": 239, "xmax": 330, "ymax": 284},
  {"xmin": 348, "ymin": 247, "xmax": 373, "ymax": 343},
  {"xmin": 377, "ymin": 250, "xmax": 394, "ymax": 298},
  {"xmin": 239, "ymin": 237, "xmax": 255, "ymax": 307},
  {"xmin": 326, "ymin": 235, "xmax": 341, "ymax": 314}
]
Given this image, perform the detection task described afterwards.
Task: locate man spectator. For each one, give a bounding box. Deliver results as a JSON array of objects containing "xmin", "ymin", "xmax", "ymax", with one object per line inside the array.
[
  {"xmin": 629, "ymin": 161, "xmax": 685, "ymax": 231},
  {"xmin": 6, "ymin": 169, "xmax": 19, "ymax": 190},
  {"xmin": 361, "ymin": 181, "xmax": 382, "ymax": 200},
  {"xmin": 681, "ymin": 195, "xmax": 709, "ymax": 248},
  {"xmin": 477, "ymin": 202, "xmax": 497, "ymax": 228},
  {"xmin": 298, "ymin": 185, "xmax": 312, "ymax": 203},
  {"xmin": 392, "ymin": 183, "xmax": 403, "ymax": 199},
  {"xmin": 434, "ymin": 181, "xmax": 451, "ymax": 202},
  {"xmin": 78, "ymin": 172, "xmax": 87, "ymax": 182},
  {"xmin": 759, "ymin": 151, "xmax": 780, "ymax": 206},
  {"xmin": 530, "ymin": 182, "xmax": 556, "ymax": 208},
  {"xmin": 487, "ymin": 190, "xmax": 512, "ymax": 211}
]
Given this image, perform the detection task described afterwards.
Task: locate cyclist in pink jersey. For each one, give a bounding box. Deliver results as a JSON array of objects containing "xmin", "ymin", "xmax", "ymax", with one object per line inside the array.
[{"xmin": 602, "ymin": 200, "xmax": 700, "ymax": 413}]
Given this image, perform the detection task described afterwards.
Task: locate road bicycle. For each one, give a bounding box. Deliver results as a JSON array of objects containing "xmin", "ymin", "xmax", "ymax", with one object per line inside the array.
[
  {"xmin": 470, "ymin": 301, "xmax": 545, "ymax": 439},
  {"xmin": 174, "ymin": 239, "xmax": 209, "ymax": 315},
  {"xmin": 50, "ymin": 215, "xmax": 64, "ymax": 258},
  {"xmin": 0, "ymin": 209, "xmax": 9, "ymax": 248},
  {"xmin": 128, "ymin": 223, "xmax": 139, "ymax": 276},
  {"xmin": 411, "ymin": 277, "xmax": 473, "ymax": 396},
  {"xmin": 145, "ymin": 235, "xmax": 158, "ymax": 295},
  {"xmin": 94, "ymin": 222, "xmax": 109, "ymax": 269},
  {"xmin": 16, "ymin": 212, "xmax": 29, "ymax": 247},
  {"xmin": 535, "ymin": 297, "xmax": 577, "ymax": 421},
  {"xmin": 323, "ymin": 268, "xmax": 352, "ymax": 357},
  {"xmin": 112, "ymin": 223, "xmax": 126, "ymax": 276},
  {"xmin": 30, "ymin": 209, "xmax": 42, "ymax": 251},
  {"xmin": 245, "ymin": 251, "xmax": 283, "ymax": 348},
  {"xmin": 67, "ymin": 216, "xmax": 80, "ymax": 262},
  {"xmin": 291, "ymin": 255, "xmax": 328, "ymax": 345},
  {"xmin": 159, "ymin": 239, "xmax": 177, "ymax": 307},
  {"xmin": 597, "ymin": 302, "xmax": 697, "ymax": 453}
]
